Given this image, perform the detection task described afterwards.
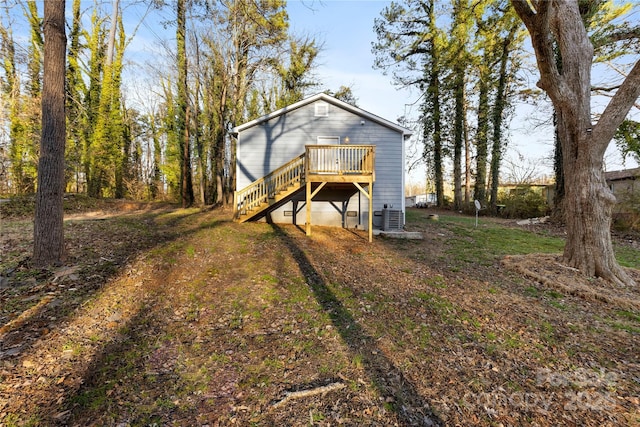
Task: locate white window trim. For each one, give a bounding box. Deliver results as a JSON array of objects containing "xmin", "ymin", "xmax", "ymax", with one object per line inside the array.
[{"xmin": 317, "ymin": 136, "xmax": 340, "ymax": 145}]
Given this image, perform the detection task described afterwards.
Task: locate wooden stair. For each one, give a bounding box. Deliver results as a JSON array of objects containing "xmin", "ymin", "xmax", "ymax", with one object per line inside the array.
[
  {"xmin": 234, "ymin": 145, "xmax": 376, "ymax": 241},
  {"xmin": 234, "ymin": 153, "xmax": 306, "ymax": 223}
]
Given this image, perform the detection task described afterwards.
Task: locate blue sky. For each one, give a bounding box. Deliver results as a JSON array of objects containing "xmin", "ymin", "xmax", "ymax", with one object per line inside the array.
[
  {"xmin": 8, "ymin": 1, "xmax": 637, "ymax": 182},
  {"xmin": 287, "ymin": 1, "xmax": 418, "ymax": 122},
  {"xmin": 286, "ymin": 1, "xmax": 639, "ymax": 180},
  {"xmin": 286, "ymin": 0, "xmax": 558, "ymax": 180}
]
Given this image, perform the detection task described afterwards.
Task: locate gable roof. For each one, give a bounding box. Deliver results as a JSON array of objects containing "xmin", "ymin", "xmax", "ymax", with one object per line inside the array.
[
  {"xmin": 605, "ymin": 167, "xmax": 640, "ymax": 182},
  {"xmin": 232, "ymin": 92, "xmax": 413, "ymax": 137}
]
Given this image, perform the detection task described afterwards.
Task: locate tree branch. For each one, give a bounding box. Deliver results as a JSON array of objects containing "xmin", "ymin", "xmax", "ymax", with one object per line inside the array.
[
  {"xmin": 593, "ymin": 59, "xmax": 640, "ymax": 156},
  {"xmin": 271, "ymin": 382, "xmax": 345, "ymax": 409},
  {"xmin": 592, "ymin": 25, "xmax": 640, "ymax": 49},
  {"xmin": 591, "ymin": 84, "xmax": 622, "ymax": 93},
  {"xmin": 511, "ymin": 0, "xmax": 561, "ymax": 96},
  {"xmin": 511, "ymin": 0, "xmax": 536, "ymax": 25}
]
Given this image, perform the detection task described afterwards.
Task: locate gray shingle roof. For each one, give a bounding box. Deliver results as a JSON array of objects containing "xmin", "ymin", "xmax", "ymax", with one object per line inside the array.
[{"xmin": 605, "ymin": 167, "xmax": 640, "ymax": 181}]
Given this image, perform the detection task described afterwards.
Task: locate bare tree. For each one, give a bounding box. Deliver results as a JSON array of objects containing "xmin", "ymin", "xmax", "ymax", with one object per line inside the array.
[
  {"xmin": 33, "ymin": 0, "xmax": 66, "ymax": 267},
  {"xmin": 502, "ymin": 152, "xmax": 547, "ymax": 185},
  {"xmin": 512, "ymin": 0, "xmax": 640, "ymax": 286}
]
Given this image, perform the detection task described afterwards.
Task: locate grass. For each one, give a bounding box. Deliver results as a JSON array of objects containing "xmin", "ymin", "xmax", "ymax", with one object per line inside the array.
[
  {"xmin": 606, "ymin": 309, "xmax": 640, "ymax": 333},
  {"xmin": 539, "ymin": 321, "xmax": 558, "ymax": 345},
  {"xmin": 422, "ymin": 275, "xmax": 447, "ymax": 288},
  {"xmin": 431, "ymin": 213, "xmax": 640, "ymax": 271},
  {"xmin": 438, "ymin": 215, "xmax": 565, "ymax": 266},
  {"xmin": 2, "ymin": 204, "xmax": 640, "ymax": 426},
  {"xmin": 616, "ymin": 309, "xmax": 640, "ymax": 322},
  {"xmin": 414, "ymin": 291, "xmax": 455, "ymax": 318},
  {"xmin": 614, "ymin": 243, "xmax": 640, "ymax": 268}
]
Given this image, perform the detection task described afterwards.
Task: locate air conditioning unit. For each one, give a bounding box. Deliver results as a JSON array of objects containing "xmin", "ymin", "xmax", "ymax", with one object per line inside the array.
[{"xmin": 382, "ymin": 209, "xmax": 402, "ymax": 231}]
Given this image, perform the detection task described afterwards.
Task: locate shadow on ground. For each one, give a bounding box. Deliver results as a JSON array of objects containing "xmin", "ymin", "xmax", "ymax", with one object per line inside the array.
[{"xmin": 271, "ymin": 224, "xmax": 442, "ymax": 426}]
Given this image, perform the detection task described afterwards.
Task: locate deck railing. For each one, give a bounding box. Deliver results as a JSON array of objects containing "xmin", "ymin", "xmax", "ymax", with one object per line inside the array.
[
  {"xmin": 234, "ymin": 153, "xmax": 306, "ymax": 218},
  {"xmin": 235, "ymin": 145, "xmax": 375, "ymax": 220},
  {"xmin": 305, "ymin": 145, "xmax": 375, "ymax": 176}
]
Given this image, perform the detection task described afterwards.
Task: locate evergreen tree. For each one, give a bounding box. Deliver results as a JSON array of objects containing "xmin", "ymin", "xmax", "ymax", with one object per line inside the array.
[
  {"xmin": 0, "ymin": 18, "xmax": 22, "ymax": 195},
  {"xmin": 84, "ymin": 9, "xmax": 106, "ymax": 197},
  {"xmin": 65, "ymin": 0, "xmax": 86, "ymax": 193},
  {"xmin": 487, "ymin": 3, "xmax": 524, "ymax": 213},
  {"xmin": 449, "ymin": 0, "xmax": 476, "ymax": 211},
  {"xmin": 373, "ymin": 0, "xmax": 449, "ymax": 207},
  {"xmin": 7, "ymin": 1, "xmax": 43, "ymax": 194},
  {"xmin": 191, "ymin": 0, "xmax": 289, "ymax": 204}
]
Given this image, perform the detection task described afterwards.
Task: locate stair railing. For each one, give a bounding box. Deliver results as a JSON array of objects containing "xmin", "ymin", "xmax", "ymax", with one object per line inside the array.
[
  {"xmin": 234, "ymin": 153, "xmax": 306, "ymax": 219},
  {"xmin": 235, "ymin": 145, "xmax": 375, "ymax": 221}
]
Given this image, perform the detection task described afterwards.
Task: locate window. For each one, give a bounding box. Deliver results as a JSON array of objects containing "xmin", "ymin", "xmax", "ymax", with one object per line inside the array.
[
  {"xmin": 314, "ymin": 102, "xmax": 329, "ymax": 117},
  {"xmin": 317, "ymin": 136, "xmax": 340, "ymax": 145}
]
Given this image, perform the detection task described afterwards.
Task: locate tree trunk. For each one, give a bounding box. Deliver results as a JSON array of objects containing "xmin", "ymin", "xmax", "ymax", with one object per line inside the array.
[
  {"xmin": 450, "ymin": 0, "xmax": 472, "ymax": 211},
  {"xmin": 34, "ymin": 0, "xmax": 66, "ymax": 267},
  {"xmin": 475, "ymin": 72, "xmax": 489, "ymax": 205},
  {"xmin": 66, "ymin": 0, "xmax": 84, "ymax": 194},
  {"xmin": 432, "ymin": 87, "xmax": 444, "ymax": 208},
  {"xmin": 512, "ymin": 0, "xmax": 640, "ymax": 286},
  {"xmin": 464, "ymin": 101, "xmax": 471, "ymax": 206},
  {"xmin": 561, "ymin": 137, "xmax": 630, "ymax": 285},
  {"xmin": 426, "ymin": 0, "xmax": 444, "ymax": 208},
  {"xmin": 177, "ymin": 0, "xmax": 193, "ymax": 208},
  {"xmin": 452, "ymin": 62, "xmax": 464, "ymax": 211},
  {"xmin": 150, "ymin": 113, "xmax": 163, "ymax": 200},
  {"xmin": 551, "ymin": 110, "xmax": 565, "ymax": 222},
  {"xmin": 106, "ymin": 0, "xmax": 119, "ymax": 66},
  {"xmin": 192, "ymin": 36, "xmax": 207, "ymax": 206},
  {"xmin": 214, "ymin": 129, "xmax": 225, "ymax": 205},
  {"xmin": 182, "ymin": 103, "xmax": 194, "ymax": 208},
  {"xmin": 488, "ymin": 31, "xmax": 513, "ymax": 213}
]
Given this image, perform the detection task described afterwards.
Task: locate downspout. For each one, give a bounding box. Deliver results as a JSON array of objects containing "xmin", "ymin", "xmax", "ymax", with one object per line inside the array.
[{"xmin": 402, "ymin": 132, "xmax": 409, "ymax": 228}]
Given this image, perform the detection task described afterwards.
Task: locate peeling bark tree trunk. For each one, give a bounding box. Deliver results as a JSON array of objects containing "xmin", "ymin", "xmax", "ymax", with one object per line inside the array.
[
  {"xmin": 512, "ymin": 0, "xmax": 640, "ymax": 286},
  {"xmin": 33, "ymin": 0, "xmax": 66, "ymax": 267}
]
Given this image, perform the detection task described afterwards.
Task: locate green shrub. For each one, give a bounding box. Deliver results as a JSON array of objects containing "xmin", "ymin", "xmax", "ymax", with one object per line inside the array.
[
  {"xmin": 612, "ymin": 189, "xmax": 640, "ymax": 231},
  {"xmin": 499, "ymin": 187, "xmax": 549, "ymax": 219},
  {"xmin": 0, "ymin": 193, "xmax": 101, "ymax": 218}
]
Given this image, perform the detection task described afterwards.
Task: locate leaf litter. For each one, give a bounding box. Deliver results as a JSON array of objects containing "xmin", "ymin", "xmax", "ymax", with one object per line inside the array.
[{"xmin": 0, "ymin": 202, "xmax": 638, "ymax": 426}]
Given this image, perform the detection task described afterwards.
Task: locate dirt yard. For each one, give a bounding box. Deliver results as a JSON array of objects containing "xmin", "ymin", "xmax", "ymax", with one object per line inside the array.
[{"xmin": 0, "ymin": 202, "xmax": 638, "ymax": 426}]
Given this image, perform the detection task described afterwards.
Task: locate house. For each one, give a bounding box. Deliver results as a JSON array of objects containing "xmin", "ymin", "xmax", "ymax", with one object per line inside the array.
[
  {"xmin": 232, "ymin": 93, "xmax": 413, "ymax": 241},
  {"xmin": 605, "ymin": 167, "xmax": 640, "ymax": 221},
  {"xmin": 606, "ymin": 167, "xmax": 640, "ymax": 197},
  {"xmin": 499, "ymin": 183, "xmax": 555, "ymax": 206},
  {"xmin": 406, "ymin": 193, "xmax": 437, "ymax": 208}
]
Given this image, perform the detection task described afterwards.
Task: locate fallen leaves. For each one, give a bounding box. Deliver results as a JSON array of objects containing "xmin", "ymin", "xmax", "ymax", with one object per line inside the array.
[
  {"xmin": 0, "ymin": 205, "xmax": 638, "ymax": 426},
  {"xmin": 0, "ymin": 295, "xmax": 54, "ymax": 338},
  {"xmin": 502, "ymin": 254, "xmax": 640, "ymax": 310}
]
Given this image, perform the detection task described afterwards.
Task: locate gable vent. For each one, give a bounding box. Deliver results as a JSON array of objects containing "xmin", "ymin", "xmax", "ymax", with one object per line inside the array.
[{"xmin": 315, "ymin": 102, "xmax": 329, "ymax": 117}]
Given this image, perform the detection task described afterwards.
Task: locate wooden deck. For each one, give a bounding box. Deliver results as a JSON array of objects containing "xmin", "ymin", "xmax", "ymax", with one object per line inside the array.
[{"xmin": 234, "ymin": 145, "xmax": 375, "ymax": 241}]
